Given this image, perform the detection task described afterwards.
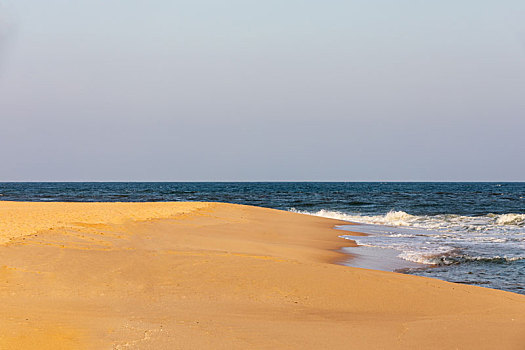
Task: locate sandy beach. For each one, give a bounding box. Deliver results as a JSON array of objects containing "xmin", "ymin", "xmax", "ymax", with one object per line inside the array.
[{"xmin": 0, "ymin": 201, "xmax": 524, "ymax": 349}]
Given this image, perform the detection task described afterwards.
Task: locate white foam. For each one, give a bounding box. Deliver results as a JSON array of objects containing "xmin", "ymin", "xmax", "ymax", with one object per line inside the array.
[
  {"xmin": 495, "ymin": 213, "xmax": 525, "ymax": 226},
  {"xmin": 398, "ymin": 251, "xmax": 451, "ymax": 265},
  {"xmin": 292, "ymin": 208, "xmax": 525, "ymax": 266},
  {"xmin": 290, "ymin": 209, "xmax": 525, "ymax": 232}
]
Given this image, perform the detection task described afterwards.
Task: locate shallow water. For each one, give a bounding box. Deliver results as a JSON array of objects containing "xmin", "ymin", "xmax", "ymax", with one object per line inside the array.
[
  {"xmin": 1, "ymin": 182, "xmax": 524, "ymax": 294},
  {"xmin": 336, "ymin": 223, "xmax": 524, "ymax": 294}
]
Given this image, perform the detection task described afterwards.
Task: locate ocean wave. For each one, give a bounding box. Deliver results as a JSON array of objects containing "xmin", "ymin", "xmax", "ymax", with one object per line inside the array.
[
  {"xmin": 293, "ymin": 208, "xmax": 525, "ymax": 273},
  {"xmin": 290, "ymin": 209, "xmax": 525, "ymax": 232},
  {"xmin": 495, "ymin": 213, "xmax": 525, "ymax": 226},
  {"xmin": 399, "ymin": 252, "xmax": 525, "ymax": 266}
]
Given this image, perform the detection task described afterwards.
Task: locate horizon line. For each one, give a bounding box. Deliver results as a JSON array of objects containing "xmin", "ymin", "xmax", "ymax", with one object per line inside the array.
[{"xmin": 1, "ymin": 180, "xmax": 525, "ymax": 183}]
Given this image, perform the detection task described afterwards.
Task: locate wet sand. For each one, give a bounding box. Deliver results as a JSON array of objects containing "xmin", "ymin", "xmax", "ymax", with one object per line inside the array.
[{"xmin": 0, "ymin": 201, "xmax": 524, "ymax": 349}]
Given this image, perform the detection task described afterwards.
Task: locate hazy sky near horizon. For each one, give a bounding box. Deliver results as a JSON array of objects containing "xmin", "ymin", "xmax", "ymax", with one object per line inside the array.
[{"xmin": 0, "ymin": 1, "xmax": 524, "ymax": 181}]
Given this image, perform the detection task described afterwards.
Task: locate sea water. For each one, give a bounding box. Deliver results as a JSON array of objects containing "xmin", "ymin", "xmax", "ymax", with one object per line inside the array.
[{"xmin": 0, "ymin": 182, "xmax": 523, "ymax": 294}]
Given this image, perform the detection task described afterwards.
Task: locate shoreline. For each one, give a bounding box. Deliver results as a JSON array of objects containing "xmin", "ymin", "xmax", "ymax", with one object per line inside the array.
[
  {"xmin": 340, "ymin": 245, "xmax": 428, "ymax": 272},
  {"xmin": 335, "ymin": 223, "xmax": 431, "ymax": 272},
  {"xmin": 0, "ymin": 201, "xmax": 524, "ymax": 349}
]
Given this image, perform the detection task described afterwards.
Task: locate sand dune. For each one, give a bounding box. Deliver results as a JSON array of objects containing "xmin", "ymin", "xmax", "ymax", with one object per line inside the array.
[{"xmin": 0, "ymin": 201, "xmax": 523, "ymax": 349}]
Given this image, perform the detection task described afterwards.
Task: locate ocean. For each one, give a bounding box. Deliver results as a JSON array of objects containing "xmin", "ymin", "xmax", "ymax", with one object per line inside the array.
[{"xmin": 1, "ymin": 182, "xmax": 523, "ymax": 294}]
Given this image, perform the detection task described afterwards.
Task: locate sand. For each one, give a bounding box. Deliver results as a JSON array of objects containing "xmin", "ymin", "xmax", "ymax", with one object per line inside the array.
[{"xmin": 0, "ymin": 201, "xmax": 523, "ymax": 349}]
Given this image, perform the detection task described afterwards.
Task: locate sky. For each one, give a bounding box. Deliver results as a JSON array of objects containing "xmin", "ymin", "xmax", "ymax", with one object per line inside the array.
[{"xmin": 0, "ymin": 0, "xmax": 524, "ymax": 181}]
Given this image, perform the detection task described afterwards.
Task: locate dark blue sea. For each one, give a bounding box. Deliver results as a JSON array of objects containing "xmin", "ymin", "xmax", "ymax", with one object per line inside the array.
[{"xmin": 1, "ymin": 182, "xmax": 524, "ymax": 294}]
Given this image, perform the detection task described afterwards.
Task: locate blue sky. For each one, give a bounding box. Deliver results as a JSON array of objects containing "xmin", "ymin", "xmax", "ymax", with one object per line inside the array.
[{"xmin": 0, "ymin": 1, "xmax": 524, "ymax": 181}]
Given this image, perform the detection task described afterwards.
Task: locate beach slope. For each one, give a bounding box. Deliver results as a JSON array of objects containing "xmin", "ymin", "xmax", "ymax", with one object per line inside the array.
[{"xmin": 0, "ymin": 201, "xmax": 524, "ymax": 349}]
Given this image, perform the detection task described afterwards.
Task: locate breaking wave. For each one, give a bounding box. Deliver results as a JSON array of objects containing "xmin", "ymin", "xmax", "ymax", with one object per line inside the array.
[
  {"xmin": 290, "ymin": 209, "xmax": 525, "ymax": 233},
  {"xmin": 290, "ymin": 208, "xmax": 525, "ymax": 269},
  {"xmin": 398, "ymin": 251, "xmax": 525, "ymax": 266},
  {"xmin": 494, "ymin": 213, "xmax": 525, "ymax": 226}
]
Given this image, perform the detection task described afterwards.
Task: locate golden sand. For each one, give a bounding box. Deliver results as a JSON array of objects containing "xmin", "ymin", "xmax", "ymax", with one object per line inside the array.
[
  {"xmin": 0, "ymin": 201, "xmax": 524, "ymax": 349},
  {"xmin": 0, "ymin": 201, "xmax": 209, "ymax": 244}
]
